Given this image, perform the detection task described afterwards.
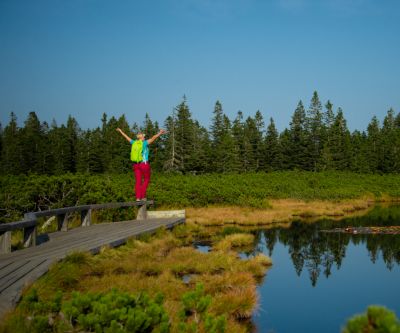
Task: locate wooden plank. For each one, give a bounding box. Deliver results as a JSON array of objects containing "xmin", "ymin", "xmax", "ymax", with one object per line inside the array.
[
  {"xmin": 0, "ymin": 220, "xmax": 36, "ymax": 233},
  {"xmin": 0, "ymin": 216, "xmax": 185, "ymax": 319},
  {"xmin": 81, "ymin": 209, "xmax": 91, "ymax": 227},
  {"xmin": 0, "ymin": 231, "xmax": 11, "ymax": 254},
  {"xmin": 23, "ymin": 226, "xmax": 37, "ymax": 248},
  {"xmin": 0, "ymin": 260, "xmax": 30, "ymax": 281},
  {"xmin": 0, "ymin": 259, "xmax": 51, "ymax": 317},
  {"xmin": 0, "ymin": 259, "xmax": 47, "ymax": 294},
  {"xmin": 0, "ymin": 200, "xmax": 155, "ymax": 233}
]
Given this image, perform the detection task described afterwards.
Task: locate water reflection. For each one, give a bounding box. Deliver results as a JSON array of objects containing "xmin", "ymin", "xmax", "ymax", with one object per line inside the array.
[{"xmin": 256, "ymin": 205, "xmax": 400, "ymax": 286}]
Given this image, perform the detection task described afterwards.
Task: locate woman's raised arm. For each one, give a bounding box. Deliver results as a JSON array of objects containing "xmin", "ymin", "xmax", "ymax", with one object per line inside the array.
[{"xmin": 116, "ymin": 128, "xmax": 133, "ymax": 143}]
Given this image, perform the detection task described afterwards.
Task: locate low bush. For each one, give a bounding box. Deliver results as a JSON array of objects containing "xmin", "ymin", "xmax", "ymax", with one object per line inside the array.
[{"xmin": 342, "ymin": 305, "xmax": 400, "ymax": 333}]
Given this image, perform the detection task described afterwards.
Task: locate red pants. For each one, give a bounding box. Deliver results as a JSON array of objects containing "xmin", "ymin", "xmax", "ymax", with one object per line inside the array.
[{"xmin": 133, "ymin": 162, "xmax": 151, "ymax": 199}]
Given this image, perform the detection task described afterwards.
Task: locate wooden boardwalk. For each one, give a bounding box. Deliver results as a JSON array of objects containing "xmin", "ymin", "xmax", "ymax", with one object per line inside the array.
[{"xmin": 0, "ymin": 217, "xmax": 184, "ymax": 318}]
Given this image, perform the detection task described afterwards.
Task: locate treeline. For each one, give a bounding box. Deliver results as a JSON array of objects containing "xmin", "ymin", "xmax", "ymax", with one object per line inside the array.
[
  {"xmin": 1, "ymin": 91, "xmax": 399, "ymax": 174},
  {"xmin": 3, "ymin": 172, "xmax": 400, "ymax": 222}
]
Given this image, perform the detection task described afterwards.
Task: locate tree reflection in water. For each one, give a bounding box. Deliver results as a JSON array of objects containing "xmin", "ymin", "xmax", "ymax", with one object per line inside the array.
[{"xmin": 256, "ymin": 205, "xmax": 400, "ymax": 286}]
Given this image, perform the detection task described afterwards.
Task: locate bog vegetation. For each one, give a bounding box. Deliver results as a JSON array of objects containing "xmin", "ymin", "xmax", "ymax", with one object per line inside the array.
[
  {"xmin": 2, "ymin": 171, "xmax": 400, "ymax": 223},
  {"xmin": 0, "ymin": 225, "xmax": 272, "ymax": 333},
  {"xmin": 1, "ymin": 92, "xmax": 400, "ymax": 175}
]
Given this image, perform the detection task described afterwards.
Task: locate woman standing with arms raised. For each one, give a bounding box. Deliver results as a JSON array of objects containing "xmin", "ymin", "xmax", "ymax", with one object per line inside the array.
[{"xmin": 116, "ymin": 127, "xmax": 166, "ymax": 201}]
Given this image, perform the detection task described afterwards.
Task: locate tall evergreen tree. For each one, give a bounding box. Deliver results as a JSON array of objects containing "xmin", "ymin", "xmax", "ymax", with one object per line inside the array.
[
  {"xmin": 19, "ymin": 111, "xmax": 44, "ymax": 173},
  {"xmin": 329, "ymin": 108, "xmax": 351, "ymax": 170},
  {"xmin": 306, "ymin": 91, "xmax": 324, "ymax": 171},
  {"xmin": 210, "ymin": 101, "xmax": 226, "ymax": 172},
  {"xmin": 243, "ymin": 116, "xmax": 259, "ymax": 172},
  {"xmin": 350, "ymin": 130, "xmax": 370, "ymax": 173},
  {"xmin": 190, "ymin": 120, "xmax": 211, "ymax": 173},
  {"xmin": 254, "ymin": 111, "xmax": 266, "ymax": 171},
  {"xmin": 1, "ymin": 113, "xmax": 22, "ymax": 174},
  {"xmin": 287, "ymin": 101, "xmax": 308, "ymax": 170},
  {"xmin": 174, "ymin": 98, "xmax": 197, "ymax": 173},
  {"xmin": 366, "ymin": 116, "xmax": 381, "ymax": 172},
  {"xmin": 264, "ymin": 117, "xmax": 281, "ymax": 171},
  {"xmin": 219, "ymin": 115, "xmax": 240, "ymax": 173},
  {"xmin": 162, "ymin": 112, "xmax": 181, "ymax": 172},
  {"xmin": 381, "ymin": 108, "xmax": 399, "ymax": 173}
]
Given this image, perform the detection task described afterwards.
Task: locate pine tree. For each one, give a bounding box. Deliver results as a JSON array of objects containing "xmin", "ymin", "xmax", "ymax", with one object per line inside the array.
[
  {"xmin": 287, "ymin": 101, "xmax": 309, "ymax": 170},
  {"xmin": 174, "ymin": 98, "xmax": 196, "ymax": 173},
  {"xmin": 65, "ymin": 116, "xmax": 79, "ymax": 173},
  {"xmin": 243, "ymin": 116, "xmax": 259, "ymax": 172},
  {"xmin": 254, "ymin": 111, "xmax": 266, "ymax": 171},
  {"xmin": 219, "ymin": 115, "xmax": 240, "ymax": 173},
  {"xmin": 264, "ymin": 117, "xmax": 281, "ymax": 171},
  {"xmin": 329, "ymin": 108, "xmax": 351, "ymax": 170},
  {"xmin": 39, "ymin": 121, "xmax": 54, "ymax": 174},
  {"xmin": 279, "ymin": 129, "xmax": 291, "ymax": 170},
  {"xmin": 366, "ymin": 116, "xmax": 381, "ymax": 172},
  {"xmin": 1, "ymin": 113, "xmax": 22, "ymax": 174},
  {"xmin": 190, "ymin": 120, "xmax": 211, "ymax": 173},
  {"xmin": 210, "ymin": 101, "xmax": 225, "ymax": 172},
  {"xmin": 380, "ymin": 108, "xmax": 400, "ymax": 173},
  {"xmin": 350, "ymin": 130, "xmax": 370, "ymax": 173},
  {"xmin": 19, "ymin": 111, "xmax": 44, "ymax": 173},
  {"xmin": 306, "ymin": 91, "xmax": 324, "ymax": 171},
  {"xmin": 162, "ymin": 113, "xmax": 181, "ymax": 172}
]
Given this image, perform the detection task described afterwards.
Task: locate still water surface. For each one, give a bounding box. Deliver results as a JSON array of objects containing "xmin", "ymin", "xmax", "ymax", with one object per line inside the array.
[{"xmin": 248, "ymin": 205, "xmax": 400, "ymax": 333}]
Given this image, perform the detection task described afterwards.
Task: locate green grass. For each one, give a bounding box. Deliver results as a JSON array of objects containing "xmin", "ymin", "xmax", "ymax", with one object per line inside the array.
[
  {"xmin": 2, "ymin": 171, "xmax": 400, "ymax": 222},
  {"xmin": 1, "ymin": 226, "xmax": 270, "ymax": 333}
]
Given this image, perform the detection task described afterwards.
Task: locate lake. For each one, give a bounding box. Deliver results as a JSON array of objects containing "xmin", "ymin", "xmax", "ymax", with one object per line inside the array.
[{"xmin": 248, "ymin": 205, "xmax": 400, "ymax": 333}]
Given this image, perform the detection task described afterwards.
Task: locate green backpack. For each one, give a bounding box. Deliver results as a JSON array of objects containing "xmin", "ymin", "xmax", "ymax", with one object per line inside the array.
[{"xmin": 130, "ymin": 140, "xmax": 143, "ymax": 162}]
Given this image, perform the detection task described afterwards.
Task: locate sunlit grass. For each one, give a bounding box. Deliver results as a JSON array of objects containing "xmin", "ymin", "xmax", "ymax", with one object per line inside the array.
[
  {"xmin": 187, "ymin": 198, "xmax": 376, "ymax": 226},
  {"xmin": 4, "ymin": 224, "xmax": 272, "ymax": 333}
]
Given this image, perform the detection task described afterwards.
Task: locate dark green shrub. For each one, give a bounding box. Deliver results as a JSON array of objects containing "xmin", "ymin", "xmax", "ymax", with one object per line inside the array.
[
  {"xmin": 342, "ymin": 305, "xmax": 400, "ymax": 333},
  {"xmin": 3, "ymin": 289, "xmax": 170, "ymax": 333},
  {"xmin": 178, "ymin": 284, "xmax": 226, "ymax": 333}
]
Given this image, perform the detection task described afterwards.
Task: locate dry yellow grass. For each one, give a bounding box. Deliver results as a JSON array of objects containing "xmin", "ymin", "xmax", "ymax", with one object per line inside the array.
[
  {"xmin": 10, "ymin": 229, "xmax": 272, "ymax": 333},
  {"xmin": 187, "ymin": 198, "xmax": 375, "ymax": 226},
  {"xmin": 213, "ymin": 233, "xmax": 255, "ymax": 252}
]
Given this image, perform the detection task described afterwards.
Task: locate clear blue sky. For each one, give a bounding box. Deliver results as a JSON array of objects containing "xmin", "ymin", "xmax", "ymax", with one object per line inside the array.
[{"xmin": 0, "ymin": 0, "xmax": 399, "ymax": 132}]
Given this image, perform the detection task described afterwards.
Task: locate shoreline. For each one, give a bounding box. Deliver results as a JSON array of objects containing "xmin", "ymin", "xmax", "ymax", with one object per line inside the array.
[{"xmin": 186, "ymin": 197, "xmax": 400, "ymax": 227}]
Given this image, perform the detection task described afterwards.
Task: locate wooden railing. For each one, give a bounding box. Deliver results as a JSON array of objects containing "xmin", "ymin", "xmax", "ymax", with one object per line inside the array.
[{"xmin": 0, "ymin": 200, "xmax": 153, "ymax": 254}]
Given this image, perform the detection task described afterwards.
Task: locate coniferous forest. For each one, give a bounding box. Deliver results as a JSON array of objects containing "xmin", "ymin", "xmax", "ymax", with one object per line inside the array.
[{"xmin": 1, "ymin": 91, "xmax": 399, "ymax": 175}]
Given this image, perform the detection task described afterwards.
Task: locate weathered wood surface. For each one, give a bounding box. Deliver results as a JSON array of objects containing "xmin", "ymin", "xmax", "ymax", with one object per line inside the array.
[
  {"xmin": 0, "ymin": 217, "xmax": 184, "ymax": 318},
  {"xmin": 0, "ymin": 201, "xmax": 154, "ymax": 254}
]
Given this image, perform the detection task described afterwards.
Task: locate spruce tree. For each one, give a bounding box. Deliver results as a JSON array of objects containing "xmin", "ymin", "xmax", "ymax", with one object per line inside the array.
[
  {"xmin": 219, "ymin": 115, "xmax": 240, "ymax": 173},
  {"xmin": 243, "ymin": 116, "xmax": 259, "ymax": 172},
  {"xmin": 174, "ymin": 98, "xmax": 196, "ymax": 173},
  {"xmin": 265, "ymin": 117, "xmax": 281, "ymax": 171},
  {"xmin": 19, "ymin": 111, "xmax": 44, "ymax": 173},
  {"xmin": 190, "ymin": 121, "xmax": 211, "ymax": 173},
  {"xmin": 254, "ymin": 110, "xmax": 266, "ymax": 171},
  {"xmin": 381, "ymin": 108, "xmax": 399, "ymax": 173},
  {"xmin": 162, "ymin": 113, "xmax": 181, "ymax": 172},
  {"xmin": 1, "ymin": 113, "xmax": 22, "ymax": 174},
  {"xmin": 306, "ymin": 91, "xmax": 324, "ymax": 171},
  {"xmin": 350, "ymin": 130, "xmax": 370, "ymax": 173},
  {"xmin": 279, "ymin": 129, "xmax": 291, "ymax": 170},
  {"xmin": 366, "ymin": 116, "xmax": 381, "ymax": 172},
  {"xmin": 287, "ymin": 101, "xmax": 308, "ymax": 170},
  {"xmin": 210, "ymin": 101, "xmax": 225, "ymax": 172},
  {"xmin": 329, "ymin": 108, "xmax": 351, "ymax": 170}
]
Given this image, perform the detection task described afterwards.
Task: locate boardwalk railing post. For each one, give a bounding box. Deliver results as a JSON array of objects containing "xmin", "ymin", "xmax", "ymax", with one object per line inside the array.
[
  {"xmin": 57, "ymin": 214, "xmax": 69, "ymax": 231},
  {"xmin": 23, "ymin": 213, "xmax": 37, "ymax": 248},
  {"xmin": 0, "ymin": 231, "xmax": 11, "ymax": 254},
  {"xmin": 137, "ymin": 202, "xmax": 147, "ymax": 220},
  {"xmin": 81, "ymin": 209, "xmax": 92, "ymax": 227}
]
